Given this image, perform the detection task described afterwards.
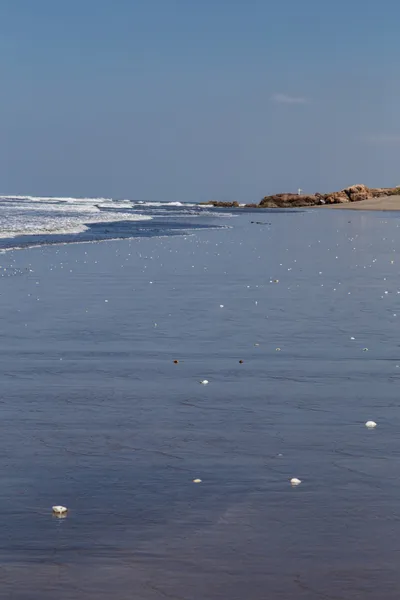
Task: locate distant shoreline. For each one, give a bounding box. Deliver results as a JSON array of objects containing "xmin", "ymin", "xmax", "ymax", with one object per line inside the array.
[
  {"xmin": 202, "ymin": 184, "xmax": 400, "ymax": 211},
  {"xmin": 323, "ymin": 195, "xmax": 400, "ymax": 211}
]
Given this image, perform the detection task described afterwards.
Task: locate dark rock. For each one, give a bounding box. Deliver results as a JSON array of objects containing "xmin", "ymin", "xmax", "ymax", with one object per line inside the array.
[
  {"xmin": 258, "ymin": 193, "xmax": 318, "ymax": 208},
  {"xmin": 323, "ymin": 191, "xmax": 350, "ymax": 204},
  {"xmin": 343, "ymin": 184, "xmax": 370, "ymax": 202},
  {"xmin": 200, "ymin": 201, "xmax": 240, "ymax": 208},
  {"xmin": 371, "ymin": 187, "xmax": 400, "ymax": 197}
]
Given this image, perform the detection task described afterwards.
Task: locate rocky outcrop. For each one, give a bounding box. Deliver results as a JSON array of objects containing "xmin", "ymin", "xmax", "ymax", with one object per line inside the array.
[
  {"xmin": 204, "ymin": 185, "xmax": 400, "ymax": 210},
  {"xmin": 343, "ymin": 184, "xmax": 370, "ymax": 202},
  {"xmin": 257, "ymin": 193, "xmax": 318, "ymax": 208},
  {"xmin": 323, "ymin": 191, "xmax": 350, "ymax": 204},
  {"xmin": 200, "ymin": 200, "xmax": 240, "ymax": 208},
  {"xmin": 370, "ymin": 187, "xmax": 400, "ymax": 197},
  {"xmin": 248, "ymin": 184, "xmax": 400, "ymax": 208}
]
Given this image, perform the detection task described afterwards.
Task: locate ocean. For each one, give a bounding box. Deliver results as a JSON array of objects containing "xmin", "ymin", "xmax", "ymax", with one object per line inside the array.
[
  {"xmin": 0, "ymin": 195, "xmax": 233, "ymax": 250},
  {"xmin": 0, "ymin": 197, "xmax": 400, "ymax": 599}
]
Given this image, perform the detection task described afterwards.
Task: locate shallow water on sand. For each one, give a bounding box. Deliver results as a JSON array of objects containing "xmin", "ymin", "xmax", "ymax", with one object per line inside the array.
[{"xmin": 1, "ymin": 209, "xmax": 400, "ymax": 599}]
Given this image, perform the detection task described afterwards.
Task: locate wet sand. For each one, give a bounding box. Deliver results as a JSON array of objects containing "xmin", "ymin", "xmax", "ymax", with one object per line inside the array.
[
  {"xmin": 326, "ymin": 194, "xmax": 400, "ymax": 210},
  {"xmin": 2, "ymin": 210, "xmax": 400, "ymax": 599}
]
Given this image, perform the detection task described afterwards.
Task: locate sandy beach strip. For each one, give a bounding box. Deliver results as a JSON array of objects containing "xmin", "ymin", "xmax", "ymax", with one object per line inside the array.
[{"xmin": 326, "ymin": 194, "xmax": 400, "ymax": 210}]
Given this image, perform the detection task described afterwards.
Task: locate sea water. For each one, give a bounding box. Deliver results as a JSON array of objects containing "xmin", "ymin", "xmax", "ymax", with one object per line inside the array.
[{"xmin": 0, "ymin": 205, "xmax": 399, "ymax": 598}]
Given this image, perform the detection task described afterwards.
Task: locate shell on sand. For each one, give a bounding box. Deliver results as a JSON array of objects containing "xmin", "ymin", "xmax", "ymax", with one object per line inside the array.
[
  {"xmin": 290, "ymin": 478, "xmax": 302, "ymax": 486},
  {"xmin": 52, "ymin": 505, "xmax": 68, "ymax": 516}
]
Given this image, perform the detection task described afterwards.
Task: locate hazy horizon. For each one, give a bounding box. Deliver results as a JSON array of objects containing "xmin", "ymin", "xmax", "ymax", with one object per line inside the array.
[{"xmin": 1, "ymin": 0, "xmax": 399, "ymax": 202}]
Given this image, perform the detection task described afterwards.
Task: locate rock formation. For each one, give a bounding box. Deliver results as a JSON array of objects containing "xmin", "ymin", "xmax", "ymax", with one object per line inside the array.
[
  {"xmin": 257, "ymin": 193, "xmax": 318, "ymax": 208},
  {"xmin": 249, "ymin": 185, "xmax": 400, "ymax": 208},
  {"xmin": 202, "ymin": 185, "xmax": 400, "ymax": 209},
  {"xmin": 200, "ymin": 201, "xmax": 240, "ymax": 208}
]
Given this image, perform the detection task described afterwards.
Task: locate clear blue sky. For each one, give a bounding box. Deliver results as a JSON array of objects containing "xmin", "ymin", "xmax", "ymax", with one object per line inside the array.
[{"xmin": 0, "ymin": 0, "xmax": 399, "ymax": 201}]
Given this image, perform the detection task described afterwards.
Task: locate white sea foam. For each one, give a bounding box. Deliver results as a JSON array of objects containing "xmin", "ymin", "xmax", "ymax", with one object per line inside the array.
[
  {"xmin": 95, "ymin": 202, "xmax": 134, "ymax": 209},
  {"xmin": 132, "ymin": 201, "xmax": 198, "ymax": 207},
  {"xmin": 149, "ymin": 202, "xmax": 183, "ymax": 207},
  {"xmin": 0, "ymin": 226, "xmax": 88, "ymax": 239},
  {"xmin": 3, "ymin": 202, "xmax": 102, "ymax": 213},
  {"xmin": 0, "ymin": 196, "xmax": 195, "ymax": 208},
  {"xmin": 0, "ymin": 214, "xmax": 152, "ymax": 239},
  {"xmin": 0, "ymin": 194, "xmax": 232, "ymax": 243},
  {"xmin": 0, "ymin": 195, "xmax": 152, "ymax": 240},
  {"xmin": 0, "ymin": 195, "xmax": 113, "ymax": 203}
]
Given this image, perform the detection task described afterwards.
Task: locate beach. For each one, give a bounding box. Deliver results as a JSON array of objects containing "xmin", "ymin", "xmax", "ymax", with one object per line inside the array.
[
  {"xmin": 327, "ymin": 194, "xmax": 400, "ymax": 210},
  {"xmin": 1, "ymin": 208, "xmax": 400, "ymax": 599}
]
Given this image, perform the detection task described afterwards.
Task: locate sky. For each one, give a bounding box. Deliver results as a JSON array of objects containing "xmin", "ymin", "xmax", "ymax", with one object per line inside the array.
[{"xmin": 0, "ymin": 0, "xmax": 399, "ymax": 202}]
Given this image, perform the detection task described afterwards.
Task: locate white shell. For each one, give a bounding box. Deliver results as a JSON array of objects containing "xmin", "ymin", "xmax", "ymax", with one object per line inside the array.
[
  {"xmin": 193, "ymin": 479, "xmax": 202, "ymax": 484},
  {"xmin": 290, "ymin": 478, "xmax": 302, "ymax": 486},
  {"xmin": 52, "ymin": 505, "xmax": 68, "ymax": 515},
  {"xmin": 365, "ymin": 421, "xmax": 377, "ymax": 429},
  {"xmin": 200, "ymin": 380, "xmax": 209, "ymax": 385}
]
